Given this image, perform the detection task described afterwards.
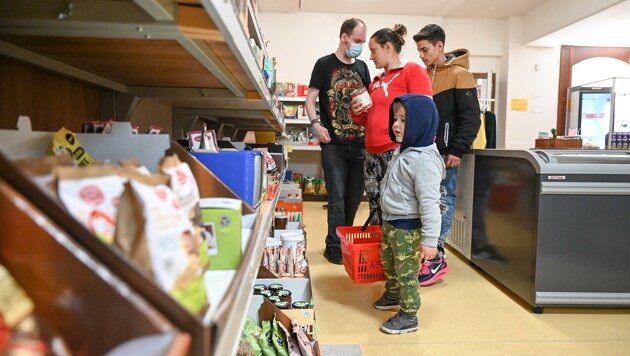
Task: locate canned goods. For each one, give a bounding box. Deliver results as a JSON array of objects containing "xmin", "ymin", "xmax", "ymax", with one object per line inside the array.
[
  {"xmin": 260, "ymin": 290, "xmax": 272, "ymax": 298},
  {"xmin": 274, "ymin": 214, "xmax": 288, "ymax": 230},
  {"xmin": 268, "ymin": 283, "xmax": 284, "ymax": 293},
  {"xmin": 268, "ymin": 295, "xmax": 281, "ymax": 303},
  {"xmin": 276, "ymin": 289, "xmax": 292, "ymax": 301},
  {"xmin": 351, "ymin": 87, "xmax": 372, "ymax": 109},
  {"xmin": 274, "ymin": 300, "xmax": 290, "ymax": 309},
  {"xmin": 253, "ymin": 284, "xmax": 266, "ymax": 295},
  {"xmin": 292, "ymin": 301, "xmax": 310, "ymax": 309}
]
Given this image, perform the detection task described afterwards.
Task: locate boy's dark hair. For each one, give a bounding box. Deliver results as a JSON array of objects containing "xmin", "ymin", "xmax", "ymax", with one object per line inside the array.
[
  {"xmin": 340, "ymin": 18, "xmax": 366, "ymax": 38},
  {"xmin": 413, "ymin": 24, "xmax": 445, "ymax": 46},
  {"xmin": 371, "ymin": 24, "xmax": 407, "ymax": 54},
  {"xmin": 392, "ymin": 100, "xmax": 405, "ymax": 113}
]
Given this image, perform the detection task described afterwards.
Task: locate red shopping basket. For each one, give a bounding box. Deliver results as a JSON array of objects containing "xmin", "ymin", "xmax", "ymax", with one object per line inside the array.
[{"xmin": 336, "ymin": 225, "xmax": 385, "ymax": 284}]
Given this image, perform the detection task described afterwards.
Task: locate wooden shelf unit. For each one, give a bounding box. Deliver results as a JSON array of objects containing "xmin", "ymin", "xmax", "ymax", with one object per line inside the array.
[{"xmin": 0, "ymin": 0, "xmax": 283, "ymax": 133}]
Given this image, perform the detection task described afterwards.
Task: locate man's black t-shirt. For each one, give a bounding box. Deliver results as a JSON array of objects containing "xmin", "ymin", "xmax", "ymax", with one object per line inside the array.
[{"xmin": 308, "ymin": 54, "xmax": 370, "ymax": 147}]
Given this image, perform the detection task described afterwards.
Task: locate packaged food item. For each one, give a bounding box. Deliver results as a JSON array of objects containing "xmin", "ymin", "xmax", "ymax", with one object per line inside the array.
[
  {"xmin": 292, "ymin": 320, "xmax": 315, "ymax": 356},
  {"xmin": 114, "ymin": 172, "xmax": 207, "ymax": 315},
  {"xmin": 302, "ymin": 177, "xmax": 315, "ymax": 194},
  {"xmin": 260, "ymin": 290, "xmax": 273, "ymax": 299},
  {"xmin": 242, "ymin": 318, "xmax": 263, "ymax": 356},
  {"xmin": 0, "ymin": 265, "xmax": 34, "ymax": 329},
  {"xmin": 51, "ymin": 127, "xmax": 94, "ymax": 167},
  {"xmin": 55, "ymin": 165, "xmax": 125, "ymax": 244},
  {"xmin": 14, "ymin": 154, "xmax": 74, "ymax": 197},
  {"xmin": 268, "ymin": 283, "xmax": 284, "ymax": 294},
  {"xmin": 276, "ymin": 321, "xmax": 301, "ymax": 356},
  {"xmin": 274, "ymin": 214, "xmax": 288, "ymax": 230},
  {"xmin": 292, "ymin": 301, "xmax": 310, "ymax": 309},
  {"xmin": 351, "ymin": 87, "xmax": 372, "ymax": 109},
  {"xmin": 276, "ymin": 289, "xmax": 292, "ymax": 302},
  {"xmin": 318, "ymin": 179, "xmax": 328, "ymax": 195},
  {"xmin": 272, "ymin": 317, "xmax": 289, "ymax": 356},
  {"xmin": 273, "ymin": 300, "xmax": 290, "ymax": 310},
  {"xmin": 254, "ymin": 284, "xmax": 267, "ymax": 295},
  {"xmin": 268, "ymin": 295, "xmax": 281, "ymax": 304},
  {"xmin": 258, "ymin": 321, "xmax": 275, "ymax": 356},
  {"xmin": 160, "ymin": 155, "xmax": 209, "ymax": 269}
]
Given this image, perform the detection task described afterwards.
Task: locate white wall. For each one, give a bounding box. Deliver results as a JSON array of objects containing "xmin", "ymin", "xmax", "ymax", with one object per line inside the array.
[
  {"xmin": 258, "ymin": 12, "xmax": 504, "ymax": 82},
  {"xmin": 258, "ymin": 11, "xmax": 563, "ymax": 149},
  {"xmin": 501, "ymin": 17, "xmax": 561, "ymax": 149}
]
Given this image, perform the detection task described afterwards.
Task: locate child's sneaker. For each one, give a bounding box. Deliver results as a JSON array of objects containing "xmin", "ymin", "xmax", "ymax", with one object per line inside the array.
[
  {"xmin": 373, "ymin": 293, "xmax": 400, "ymax": 310},
  {"xmin": 419, "ymin": 255, "xmax": 449, "ymax": 286},
  {"xmin": 380, "ymin": 310, "xmax": 418, "ymax": 334}
]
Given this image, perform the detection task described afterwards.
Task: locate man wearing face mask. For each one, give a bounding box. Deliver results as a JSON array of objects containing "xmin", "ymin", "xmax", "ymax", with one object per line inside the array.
[{"xmin": 305, "ymin": 18, "xmax": 371, "ymax": 265}]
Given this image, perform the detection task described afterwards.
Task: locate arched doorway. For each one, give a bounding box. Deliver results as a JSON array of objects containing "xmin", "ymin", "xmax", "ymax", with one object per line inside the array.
[{"xmin": 556, "ymin": 46, "xmax": 630, "ymax": 134}]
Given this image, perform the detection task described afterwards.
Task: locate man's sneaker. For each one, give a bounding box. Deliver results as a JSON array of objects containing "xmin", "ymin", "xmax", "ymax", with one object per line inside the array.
[
  {"xmin": 373, "ymin": 293, "xmax": 400, "ymax": 310},
  {"xmin": 323, "ymin": 246, "xmax": 343, "ymax": 265},
  {"xmin": 419, "ymin": 255, "xmax": 449, "ymax": 286},
  {"xmin": 380, "ymin": 310, "xmax": 418, "ymax": 335}
]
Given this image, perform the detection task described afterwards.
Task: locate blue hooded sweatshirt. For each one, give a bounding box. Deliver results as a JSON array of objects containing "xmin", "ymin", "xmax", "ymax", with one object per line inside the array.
[
  {"xmin": 388, "ymin": 94, "xmax": 438, "ymax": 150},
  {"xmin": 380, "ymin": 94, "xmax": 445, "ymax": 245}
]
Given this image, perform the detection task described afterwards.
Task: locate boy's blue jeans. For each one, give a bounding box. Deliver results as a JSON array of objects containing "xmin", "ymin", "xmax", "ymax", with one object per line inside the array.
[
  {"xmin": 321, "ymin": 144, "xmax": 365, "ymax": 248},
  {"xmin": 438, "ymin": 165, "xmax": 458, "ymax": 248}
]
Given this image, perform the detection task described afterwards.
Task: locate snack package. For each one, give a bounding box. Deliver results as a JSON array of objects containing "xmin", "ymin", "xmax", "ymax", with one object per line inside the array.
[
  {"xmin": 272, "ymin": 317, "xmax": 289, "ymax": 356},
  {"xmin": 277, "ymin": 320, "xmax": 301, "ymax": 356},
  {"xmin": 0, "ymin": 265, "xmax": 34, "ymax": 328},
  {"xmin": 258, "ymin": 320, "xmax": 277, "ymax": 356},
  {"xmin": 55, "ymin": 164, "xmax": 125, "ymax": 244},
  {"xmin": 51, "ymin": 127, "xmax": 94, "ymax": 167},
  {"xmin": 160, "ymin": 155, "xmax": 209, "ymax": 269},
  {"xmin": 242, "ymin": 318, "xmax": 263, "ymax": 356},
  {"xmin": 14, "ymin": 154, "xmax": 74, "ymax": 197},
  {"xmin": 292, "ymin": 320, "xmax": 315, "ymax": 356},
  {"xmin": 114, "ymin": 172, "xmax": 207, "ymax": 315}
]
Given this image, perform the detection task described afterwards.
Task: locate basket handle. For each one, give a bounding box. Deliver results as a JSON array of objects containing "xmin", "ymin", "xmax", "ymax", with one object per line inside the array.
[{"xmin": 361, "ymin": 208, "xmax": 380, "ymax": 232}]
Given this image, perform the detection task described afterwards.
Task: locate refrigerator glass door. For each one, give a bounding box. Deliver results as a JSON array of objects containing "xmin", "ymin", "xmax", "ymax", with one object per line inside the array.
[{"xmin": 580, "ymin": 92, "xmax": 612, "ymax": 148}]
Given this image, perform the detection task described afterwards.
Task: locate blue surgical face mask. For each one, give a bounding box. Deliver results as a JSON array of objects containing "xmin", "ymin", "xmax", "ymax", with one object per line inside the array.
[{"xmin": 346, "ymin": 42, "xmax": 363, "ymax": 58}]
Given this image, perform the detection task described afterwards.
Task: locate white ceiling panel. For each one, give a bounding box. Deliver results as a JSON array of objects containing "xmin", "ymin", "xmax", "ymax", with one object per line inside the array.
[{"xmin": 257, "ymin": 0, "xmax": 548, "ymax": 19}]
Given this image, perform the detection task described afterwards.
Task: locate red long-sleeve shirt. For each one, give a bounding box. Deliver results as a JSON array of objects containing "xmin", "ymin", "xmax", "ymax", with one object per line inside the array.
[{"xmin": 352, "ymin": 62, "xmax": 432, "ymax": 154}]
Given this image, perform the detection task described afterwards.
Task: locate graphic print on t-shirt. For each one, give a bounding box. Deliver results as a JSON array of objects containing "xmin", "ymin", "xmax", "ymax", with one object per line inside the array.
[{"xmin": 326, "ymin": 67, "xmax": 365, "ymax": 143}]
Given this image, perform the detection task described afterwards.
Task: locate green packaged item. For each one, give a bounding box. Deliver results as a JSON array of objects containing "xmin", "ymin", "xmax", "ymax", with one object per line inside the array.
[
  {"xmin": 242, "ymin": 318, "xmax": 262, "ymax": 356},
  {"xmin": 259, "ymin": 320, "xmax": 277, "ymax": 356},
  {"xmin": 272, "ymin": 316, "xmax": 289, "ymax": 356}
]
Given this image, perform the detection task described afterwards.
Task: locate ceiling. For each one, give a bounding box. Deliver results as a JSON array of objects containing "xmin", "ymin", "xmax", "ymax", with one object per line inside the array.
[
  {"xmin": 257, "ymin": 0, "xmax": 549, "ymax": 19},
  {"xmin": 257, "ymin": 0, "xmax": 630, "ymax": 47}
]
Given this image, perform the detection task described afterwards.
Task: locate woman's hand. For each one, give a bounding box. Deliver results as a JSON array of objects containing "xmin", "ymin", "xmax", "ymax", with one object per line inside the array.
[{"xmin": 351, "ymin": 97, "xmax": 370, "ymax": 116}]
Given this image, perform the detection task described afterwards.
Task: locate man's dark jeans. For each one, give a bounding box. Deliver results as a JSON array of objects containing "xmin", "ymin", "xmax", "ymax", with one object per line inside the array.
[{"xmin": 321, "ymin": 144, "xmax": 365, "ymax": 248}]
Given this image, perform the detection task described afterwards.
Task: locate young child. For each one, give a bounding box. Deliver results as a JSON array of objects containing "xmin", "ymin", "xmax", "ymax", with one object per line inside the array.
[{"xmin": 374, "ymin": 94, "xmax": 445, "ymax": 334}]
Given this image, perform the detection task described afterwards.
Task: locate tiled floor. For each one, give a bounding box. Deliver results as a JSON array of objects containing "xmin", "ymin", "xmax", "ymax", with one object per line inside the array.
[{"xmin": 303, "ymin": 202, "xmax": 630, "ymax": 356}]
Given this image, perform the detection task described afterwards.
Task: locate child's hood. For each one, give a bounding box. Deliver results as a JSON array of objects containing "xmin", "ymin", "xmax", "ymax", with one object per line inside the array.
[{"xmin": 388, "ymin": 94, "xmax": 439, "ymax": 151}]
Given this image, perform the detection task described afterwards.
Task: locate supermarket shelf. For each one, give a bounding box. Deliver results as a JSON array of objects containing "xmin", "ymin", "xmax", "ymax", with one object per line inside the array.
[
  {"xmin": 288, "ymin": 144, "xmax": 321, "ymax": 151},
  {"xmin": 278, "ymin": 96, "xmax": 309, "ymax": 102},
  {"xmin": 303, "ymin": 193, "xmax": 328, "ymax": 202},
  {"xmin": 0, "ymin": 0, "xmax": 282, "ymax": 132},
  {"xmin": 284, "ymin": 118, "xmax": 311, "ymax": 125},
  {"xmin": 210, "ymin": 176, "xmax": 283, "ymax": 356}
]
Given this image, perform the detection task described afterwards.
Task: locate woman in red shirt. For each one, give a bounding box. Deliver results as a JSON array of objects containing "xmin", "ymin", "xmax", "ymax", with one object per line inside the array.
[{"xmin": 352, "ymin": 24, "xmax": 433, "ymax": 225}]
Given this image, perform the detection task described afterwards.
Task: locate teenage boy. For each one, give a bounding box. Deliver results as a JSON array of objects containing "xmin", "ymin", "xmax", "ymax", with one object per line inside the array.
[
  {"xmin": 413, "ymin": 24, "xmax": 481, "ymax": 285},
  {"xmin": 305, "ymin": 18, "xmax": 371, "ymax": 264}
]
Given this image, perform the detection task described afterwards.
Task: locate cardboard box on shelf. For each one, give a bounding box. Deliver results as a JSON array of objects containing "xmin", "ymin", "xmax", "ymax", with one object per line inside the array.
[
  {"xmin": 199, "ymin": 198, "xmax": 243, "ymax": 270},
  {"xmin": 256, "ymin": 277, "xmax": 315, "ymax": 332},
  {"xmin": 191, "ymin": 150, "xmax": 264, "ymax": 208}
]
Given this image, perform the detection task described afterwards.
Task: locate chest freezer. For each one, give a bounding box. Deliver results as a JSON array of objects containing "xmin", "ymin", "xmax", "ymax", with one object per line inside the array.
[{"xmin": 471, "ymin": 149, "xmax": 630, "ymax": 312}]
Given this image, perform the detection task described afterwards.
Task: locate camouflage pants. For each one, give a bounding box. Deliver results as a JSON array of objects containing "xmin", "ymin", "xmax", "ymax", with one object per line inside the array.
[{"xmin": 381, "ymin": 221, "xmax": 421, "ymax": 315}]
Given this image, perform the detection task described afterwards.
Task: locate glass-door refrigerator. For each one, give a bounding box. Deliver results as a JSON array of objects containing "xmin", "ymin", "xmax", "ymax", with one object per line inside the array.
[{"xmin": 567, "ymin": 87, "xmax": 612, "ymax": 149}]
